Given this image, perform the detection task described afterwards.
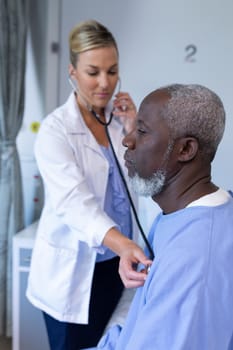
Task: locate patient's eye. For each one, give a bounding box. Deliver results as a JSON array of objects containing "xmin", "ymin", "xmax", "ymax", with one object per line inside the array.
[
  {"xmin": 136, "ymin": 120, "xmax": 147, "ymax": 135},
  {"xmin": 137, "ymin": 127, "xmax": 146, "ymax": 135}
]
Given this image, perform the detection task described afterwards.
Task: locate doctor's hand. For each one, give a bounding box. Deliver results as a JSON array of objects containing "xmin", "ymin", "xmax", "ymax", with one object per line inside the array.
[
  {"xmin": 118, "ymin": 241, "xmax": 152, "ymax": 288},
  {"xmin": 112, "ymin": 92, "xmax": 137, "ymax": 133},
  {"xmin": 103, "ymin": 228, "xmax": 152, "ymax": 288}
]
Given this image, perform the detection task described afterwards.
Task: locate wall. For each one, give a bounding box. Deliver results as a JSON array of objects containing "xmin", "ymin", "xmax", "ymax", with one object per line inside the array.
[
  {"xmin": 57, "ymin": 0, "xmax": 233, "ymax": 232},
  {"xmin": 17, "ymin": 0, "xmax": 47, "ymax": 226}
]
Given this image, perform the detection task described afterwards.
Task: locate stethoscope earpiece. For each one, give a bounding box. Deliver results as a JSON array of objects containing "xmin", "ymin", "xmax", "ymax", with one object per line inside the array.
[
  {"xmin": 117, "ymin": 77, "xmax": 121, "ymax": 94},
  {"xmin": 68, "ymin": 75, "xmax": 78, "ymax": 92}
]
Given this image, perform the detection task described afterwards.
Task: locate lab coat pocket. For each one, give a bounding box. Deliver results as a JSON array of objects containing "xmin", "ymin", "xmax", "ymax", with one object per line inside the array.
[{"xmin": 29, "ymin": 236, "xmax": 78, "ymax": 315}]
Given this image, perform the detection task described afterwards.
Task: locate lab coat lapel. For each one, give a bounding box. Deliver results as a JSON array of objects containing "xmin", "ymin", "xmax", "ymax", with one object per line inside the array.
[{"xmin": 63, "ymin": 92, "xmax": 124, "ymax": 156}]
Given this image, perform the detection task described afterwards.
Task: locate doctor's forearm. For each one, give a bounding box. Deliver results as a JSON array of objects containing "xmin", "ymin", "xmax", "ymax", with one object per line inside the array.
[{"xmin": 103, "ymin": 227, "xmax": 135, "ymax": 256}]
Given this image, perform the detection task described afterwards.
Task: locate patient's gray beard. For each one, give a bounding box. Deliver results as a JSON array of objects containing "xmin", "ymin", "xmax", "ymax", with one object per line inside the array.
[
  {"xmin": 129, "ymin": 170, "xmax": 166, "ymax": 197},
  {"xmin": 129, "ymin": 140, "xmax": 174, "ymax": 197}
]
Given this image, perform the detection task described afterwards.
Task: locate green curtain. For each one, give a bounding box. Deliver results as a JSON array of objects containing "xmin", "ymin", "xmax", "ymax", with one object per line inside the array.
[{"xmin": 0, "ymin": 0, "xmax": 28, "ymax": 336}]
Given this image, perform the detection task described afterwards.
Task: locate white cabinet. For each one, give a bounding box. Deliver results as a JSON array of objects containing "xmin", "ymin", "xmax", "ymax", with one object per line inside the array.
[{"xmin": 12, "ymin": 222, "xmax": 50, "ymax": 350}]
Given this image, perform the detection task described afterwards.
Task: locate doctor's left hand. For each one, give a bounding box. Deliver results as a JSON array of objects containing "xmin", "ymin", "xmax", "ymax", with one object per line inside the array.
[
  {"xmin": 103, "ymin": 227, "xmax": 152, "ymax": 288},
  {"xmin": 112, "ymin": 92, "xmax": 137, "ymax": 133}
]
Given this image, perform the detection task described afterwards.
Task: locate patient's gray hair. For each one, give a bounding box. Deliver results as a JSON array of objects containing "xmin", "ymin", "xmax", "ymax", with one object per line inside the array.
[{"xmin": 159, "ymin": 84, "xmax": 225, "ymax": 161}]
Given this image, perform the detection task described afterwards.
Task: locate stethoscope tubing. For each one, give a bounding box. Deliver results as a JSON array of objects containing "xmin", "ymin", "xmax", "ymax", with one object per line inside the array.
[
  {"xmin": 68, "ymin": 74, "xmax": 154, "ymax": 260},
  {"xmin": 91, "ymin": 109, "xmax": 154, "ymax": 260}
]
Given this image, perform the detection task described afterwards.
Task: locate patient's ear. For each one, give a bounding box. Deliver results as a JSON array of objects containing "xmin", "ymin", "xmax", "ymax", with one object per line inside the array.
[{"xmin": 177, "ymin": 137, "xmax": 198, "ymax": 162}]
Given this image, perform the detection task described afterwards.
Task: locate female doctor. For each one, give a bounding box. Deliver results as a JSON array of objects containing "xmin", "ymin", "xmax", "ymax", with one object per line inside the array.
[{"xmin": 26, "ymin": 19, "xmax": 151, "ymax": 350}]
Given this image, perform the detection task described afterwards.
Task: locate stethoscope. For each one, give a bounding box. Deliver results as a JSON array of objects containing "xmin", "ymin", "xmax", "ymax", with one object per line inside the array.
[{"xmin": 68, "ymin": 75, "xmax": 154, "ymax": 260}]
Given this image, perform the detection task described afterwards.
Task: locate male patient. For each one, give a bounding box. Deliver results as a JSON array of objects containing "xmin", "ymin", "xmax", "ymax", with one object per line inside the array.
[{"xmin": 88, "ymin": 84, "xmax": 233, "ymax": 350}]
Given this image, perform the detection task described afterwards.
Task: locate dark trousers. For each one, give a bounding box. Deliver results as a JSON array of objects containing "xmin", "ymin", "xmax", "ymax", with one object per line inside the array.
[{"xmin": 43, "ymin": 256, "xmax": 123, "ymax": 350}]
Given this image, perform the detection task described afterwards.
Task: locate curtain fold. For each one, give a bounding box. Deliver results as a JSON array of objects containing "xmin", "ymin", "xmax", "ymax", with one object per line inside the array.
[{"xmin": 0, "ymin": 0, "xmax": 28, "ymax": 336}]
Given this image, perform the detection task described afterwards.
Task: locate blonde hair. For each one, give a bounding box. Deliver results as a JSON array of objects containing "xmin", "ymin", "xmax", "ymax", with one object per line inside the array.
[{"xmin": 69, "ymin": 19, "xmax": 118, "ymax": 67}]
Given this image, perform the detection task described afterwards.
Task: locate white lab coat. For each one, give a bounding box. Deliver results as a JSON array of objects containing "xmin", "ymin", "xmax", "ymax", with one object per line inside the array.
[{"xmin": 26, "ymin": 93, "xmax": 139, "ymax": 324}]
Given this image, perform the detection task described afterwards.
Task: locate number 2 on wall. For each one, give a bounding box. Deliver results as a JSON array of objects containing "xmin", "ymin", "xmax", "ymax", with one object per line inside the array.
[{"xmin": 185, "ymin": 44, "xmax": 197, "ymax": 62}]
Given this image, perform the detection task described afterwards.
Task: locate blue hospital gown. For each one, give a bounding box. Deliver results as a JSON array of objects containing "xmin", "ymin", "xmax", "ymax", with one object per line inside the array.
[{"xmin": 89, "ymin": 197, "xmax": 233, "ymax": 350}]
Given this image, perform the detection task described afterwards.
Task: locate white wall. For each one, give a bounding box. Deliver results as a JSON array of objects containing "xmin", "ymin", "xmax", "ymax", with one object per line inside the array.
[
  {"xmin": 17, "ymin": 30, "xmax": 44, "ymax": 226},
  {"xmin": 17, "ymin": 0, "xmax": 61, "ymax": 227},
  {"xmin": 17, "ymin": 0, "xmax": 48, "ymax": 226}
]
